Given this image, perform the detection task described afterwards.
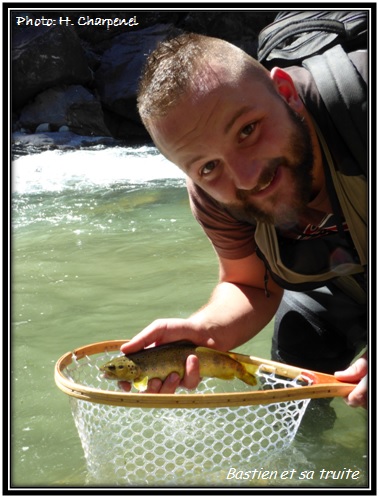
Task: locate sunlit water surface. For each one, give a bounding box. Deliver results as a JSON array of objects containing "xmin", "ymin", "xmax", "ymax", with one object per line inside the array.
[{"xmin": 11, "ymin": 145, "xmax": 368, "ymax": 489}]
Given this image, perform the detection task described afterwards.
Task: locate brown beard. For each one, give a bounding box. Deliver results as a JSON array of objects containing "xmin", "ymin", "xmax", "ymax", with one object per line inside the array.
[{"xmin": 222, "ymin": 103, "xmax": 315, "ymax": 227}]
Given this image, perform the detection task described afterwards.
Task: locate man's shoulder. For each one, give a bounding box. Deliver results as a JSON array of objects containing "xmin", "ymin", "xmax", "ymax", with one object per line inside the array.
[{"xmin": 288, "ymin": 50, "xmax": 367, "ymax": 177}]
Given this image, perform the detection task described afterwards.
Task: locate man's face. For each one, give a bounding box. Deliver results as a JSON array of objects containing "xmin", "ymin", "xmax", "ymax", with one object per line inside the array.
[{"xmin": 149, "ymin": 65, "xmax": 317, "ymax": 227}]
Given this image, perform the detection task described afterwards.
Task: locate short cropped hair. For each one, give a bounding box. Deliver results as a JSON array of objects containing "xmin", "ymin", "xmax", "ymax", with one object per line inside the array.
[{"xmin": 137, "ymin": 33, "xmax": 271, "ymax": 128}]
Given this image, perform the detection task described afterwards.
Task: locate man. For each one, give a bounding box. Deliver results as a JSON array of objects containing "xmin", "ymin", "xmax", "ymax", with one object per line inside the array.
[{"xmin": 120, "ymin": 33, "xmax": 367, "ymax": 407}]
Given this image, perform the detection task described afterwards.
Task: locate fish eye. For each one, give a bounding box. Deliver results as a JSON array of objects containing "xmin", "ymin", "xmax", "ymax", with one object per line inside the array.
[
  {"xmin": 108, "ymin": 365, "xmax": 116, "ymax": 371},
  {"xmin": 117, "ymin": 365, "xmax": 124, "ymax": 369}
]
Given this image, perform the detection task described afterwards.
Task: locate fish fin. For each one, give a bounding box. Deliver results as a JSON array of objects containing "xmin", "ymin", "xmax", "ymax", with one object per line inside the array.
[
  {"xmin": 196, "ymin": 347, "xmax": 258, "ymax": 386},
  {"xmin": 196, "ymin": 347, "xmax": 258, "ymax": 369},
  {"xmin": 239, "ymin": 361, "xmax": 259, "ymax": 376},
  {"xmin": 195, "ymin": 346, "xmax": 232, "ymax": 357},
  {"xmin": 225, "ymin": 352, "xmax": 260, "ymax": 378},
  {"xmin": 133, "ymin": 376, "xmax": 149, "ymax": 392},
  {"xmin": 238, "ymin": 364, "xmax": 258, "ymax": 386}
]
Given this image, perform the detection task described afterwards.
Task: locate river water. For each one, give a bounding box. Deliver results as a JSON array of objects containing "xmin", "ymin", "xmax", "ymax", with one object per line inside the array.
[{"xmin": 11, "ymin": 145, "xmax": 369, "ymax": 490}]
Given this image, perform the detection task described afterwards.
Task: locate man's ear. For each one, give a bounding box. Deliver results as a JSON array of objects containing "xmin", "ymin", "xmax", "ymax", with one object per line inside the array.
[{"xmin": 270, "ymin": 67, "xmax": 303, "ymax": 111}]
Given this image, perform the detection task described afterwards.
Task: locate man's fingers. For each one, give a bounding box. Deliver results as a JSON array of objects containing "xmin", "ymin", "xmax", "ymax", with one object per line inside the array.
[
  {"xmin": 159, "ymin": 373, "xmax": 182, "ymax": 393},
  {"xmin": 334, "ymin": 355, "xmax": 368, "ymax": 409},
  {"xmin": 144, "ymin": 357, "xmax": 201, "ymax": 394},
  {"xmin": 120, "ymin": 319, "xmax": 168, "ymax": 355},
  {"xmin": 180, "ymin": 354, "xmax": 201, "ymax": 390},
  {"xmin": 120, "ymin": 318, "xmax": 199, "ymax": 355},
  {"xmin": 145, "ymin": 374, "xmax": 181, "ymax": 394},
  {"xmin": 118, "ymin": 381, "xmax": 132, "ymax": 392},
  {"xmin": 345, "ymin": 376, "xmax": 367, "ymax": 408},
  {"xmin": 335, "ymin": 356, "xmax": 367, "ymax": 383}
]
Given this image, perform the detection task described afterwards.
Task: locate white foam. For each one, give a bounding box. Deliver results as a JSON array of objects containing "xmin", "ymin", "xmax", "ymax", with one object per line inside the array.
[{"xmin": 12, "ymin": 146, "xmax": 186, "ymax": 194}]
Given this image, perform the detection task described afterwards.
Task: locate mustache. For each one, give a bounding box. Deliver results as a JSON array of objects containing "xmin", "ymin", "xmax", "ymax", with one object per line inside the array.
[{"xmin": 235, "ymin": 157, "xmax": 285, "ymax": 200}]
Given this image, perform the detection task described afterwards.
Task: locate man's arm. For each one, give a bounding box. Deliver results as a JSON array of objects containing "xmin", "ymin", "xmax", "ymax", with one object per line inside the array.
[{"xmin": 119, "ymin": 251, "xmax": 283, "ymax": 393}]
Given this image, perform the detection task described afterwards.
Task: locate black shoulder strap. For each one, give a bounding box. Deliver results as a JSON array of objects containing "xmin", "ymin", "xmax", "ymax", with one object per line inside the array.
[
  {"xmin": 303, "ymin": 45, "xmax": 367, "ymax": 175},
  {"xmin": 258, "ymin": 11, "xmax": 368, "ymax": 68}
]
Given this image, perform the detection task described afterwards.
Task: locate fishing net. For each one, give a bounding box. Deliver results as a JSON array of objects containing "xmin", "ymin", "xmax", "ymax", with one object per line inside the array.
[{"xmin": 55, "ymin": 341, "xmax": 311, "ymax": 486}]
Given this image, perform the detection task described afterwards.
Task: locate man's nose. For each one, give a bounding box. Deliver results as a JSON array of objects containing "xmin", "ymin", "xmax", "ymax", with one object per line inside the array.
[{"xmin": 226, "ymin": 153, "xmax": 260, "ymax": 190}]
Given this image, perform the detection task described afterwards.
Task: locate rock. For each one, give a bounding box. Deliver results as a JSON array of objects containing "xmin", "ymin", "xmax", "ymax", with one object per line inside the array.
[
  {"xmin": 12, "ymin": 24, "xmax": 93, "ymax": 110},
  {"xmin": 19, "ymin": 85, "xmax": 111, "ymax": 136},
  {"xmin": 94, "ymin": 24, "xmax": 180, "ymax": 138},
  {"xmin": 35, "ymin": 123, "xmax": 51, "ymax": 132},
  {"xmin": 66, "ymin": 99, "xmax": 111, "ymax": 136},
  {"xmin": 177, "ymin": 11, "xmax": 275, "ymax": 56},
  {"xmin": 12, "ymin": 130, "xmax": 121, "ymax": 153},
  {"xmin": 11, "ymin": 11, "xmax": 279, "ymax": 148}
]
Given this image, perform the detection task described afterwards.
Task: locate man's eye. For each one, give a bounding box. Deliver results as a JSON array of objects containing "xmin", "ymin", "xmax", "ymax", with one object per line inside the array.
[
  {"xmin": 240, "ymin": 123, "xmax": 256, "ymax": 140},
  {"xmin": 200, "ymin": 161, "xmax": 218, "ymax": 176}
]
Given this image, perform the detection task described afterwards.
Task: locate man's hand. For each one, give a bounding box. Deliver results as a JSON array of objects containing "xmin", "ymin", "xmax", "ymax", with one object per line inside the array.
[
  {"xmin": 119, "ymin": 354, "xmax": 201, "ymax": 394},
  {"xmin": 119, "ymin": 318, "xmax": 207, "ymax": 393},
  {"xmin": 334, "ymin": 354, "xmax": 367, "ymax": 408}
]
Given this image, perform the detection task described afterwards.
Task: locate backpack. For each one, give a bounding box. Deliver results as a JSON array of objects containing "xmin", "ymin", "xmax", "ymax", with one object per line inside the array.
[{"xmin": 257, "ymin": 11, "xmax": 368, "ymax": 175}]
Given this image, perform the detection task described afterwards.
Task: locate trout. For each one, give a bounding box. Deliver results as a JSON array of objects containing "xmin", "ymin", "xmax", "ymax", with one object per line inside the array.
[{"xmin": 100, "ymin": 341, "xmax": 258, "ymax": 391}]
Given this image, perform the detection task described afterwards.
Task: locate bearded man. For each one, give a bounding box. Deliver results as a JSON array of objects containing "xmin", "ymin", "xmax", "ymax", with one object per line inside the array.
[{"xmin": 120, "ymin": 33, "xmax": 367, "ymax": 408}]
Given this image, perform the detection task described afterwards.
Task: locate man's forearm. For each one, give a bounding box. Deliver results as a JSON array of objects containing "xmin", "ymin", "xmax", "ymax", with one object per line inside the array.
[{"xmin": 189, "ymin": 281, "xmax": 283, "ymax": 351}]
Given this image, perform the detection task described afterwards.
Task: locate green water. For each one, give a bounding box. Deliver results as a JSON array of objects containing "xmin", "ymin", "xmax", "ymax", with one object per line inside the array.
[{"xmin": 11, "ymin": 148, "xmax": 369, "ymax": 490}]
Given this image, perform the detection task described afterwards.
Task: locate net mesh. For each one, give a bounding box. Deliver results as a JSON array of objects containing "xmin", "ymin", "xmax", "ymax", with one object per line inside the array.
[{"xmin": 63, "ymin": 349, "xmax": 311, "ymax": 486}]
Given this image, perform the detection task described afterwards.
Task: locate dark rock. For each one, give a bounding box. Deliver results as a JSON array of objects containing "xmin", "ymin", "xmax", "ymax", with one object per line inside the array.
[
  {"xmin": 12, "ymin": 130, "xmax": 121, "ymax": 152},
  {"xmin": 102, "ymin": 108, "xmax": 150, "ymax": 142},
  {"xmin": 11, "ymin": 10, "xmax": 279, "ymax": 149},
  {"xmin": 67, "ymin": 99, "xmax": 112, "ymax": 136},
  {"xmin": 35, "ymin": 123, "xmax": 51, "ymax": 133},
  {"xmin": 19, "ymin": 85, "xmax": 110, "ymax": 136},
  {"xmin": 95, "ymin": 24, "xmax": 180, "ymax": 123},
  {"xmin": 93, "ymin": 23, "xmax": 182, "ymax": 140},
  {"xmin": 175, "ymin": 11, "xmax": 277, "ymax": 58},
  {"xmin": 12, "ymin": 25, "xmax": 93, "ymax": 109}
]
